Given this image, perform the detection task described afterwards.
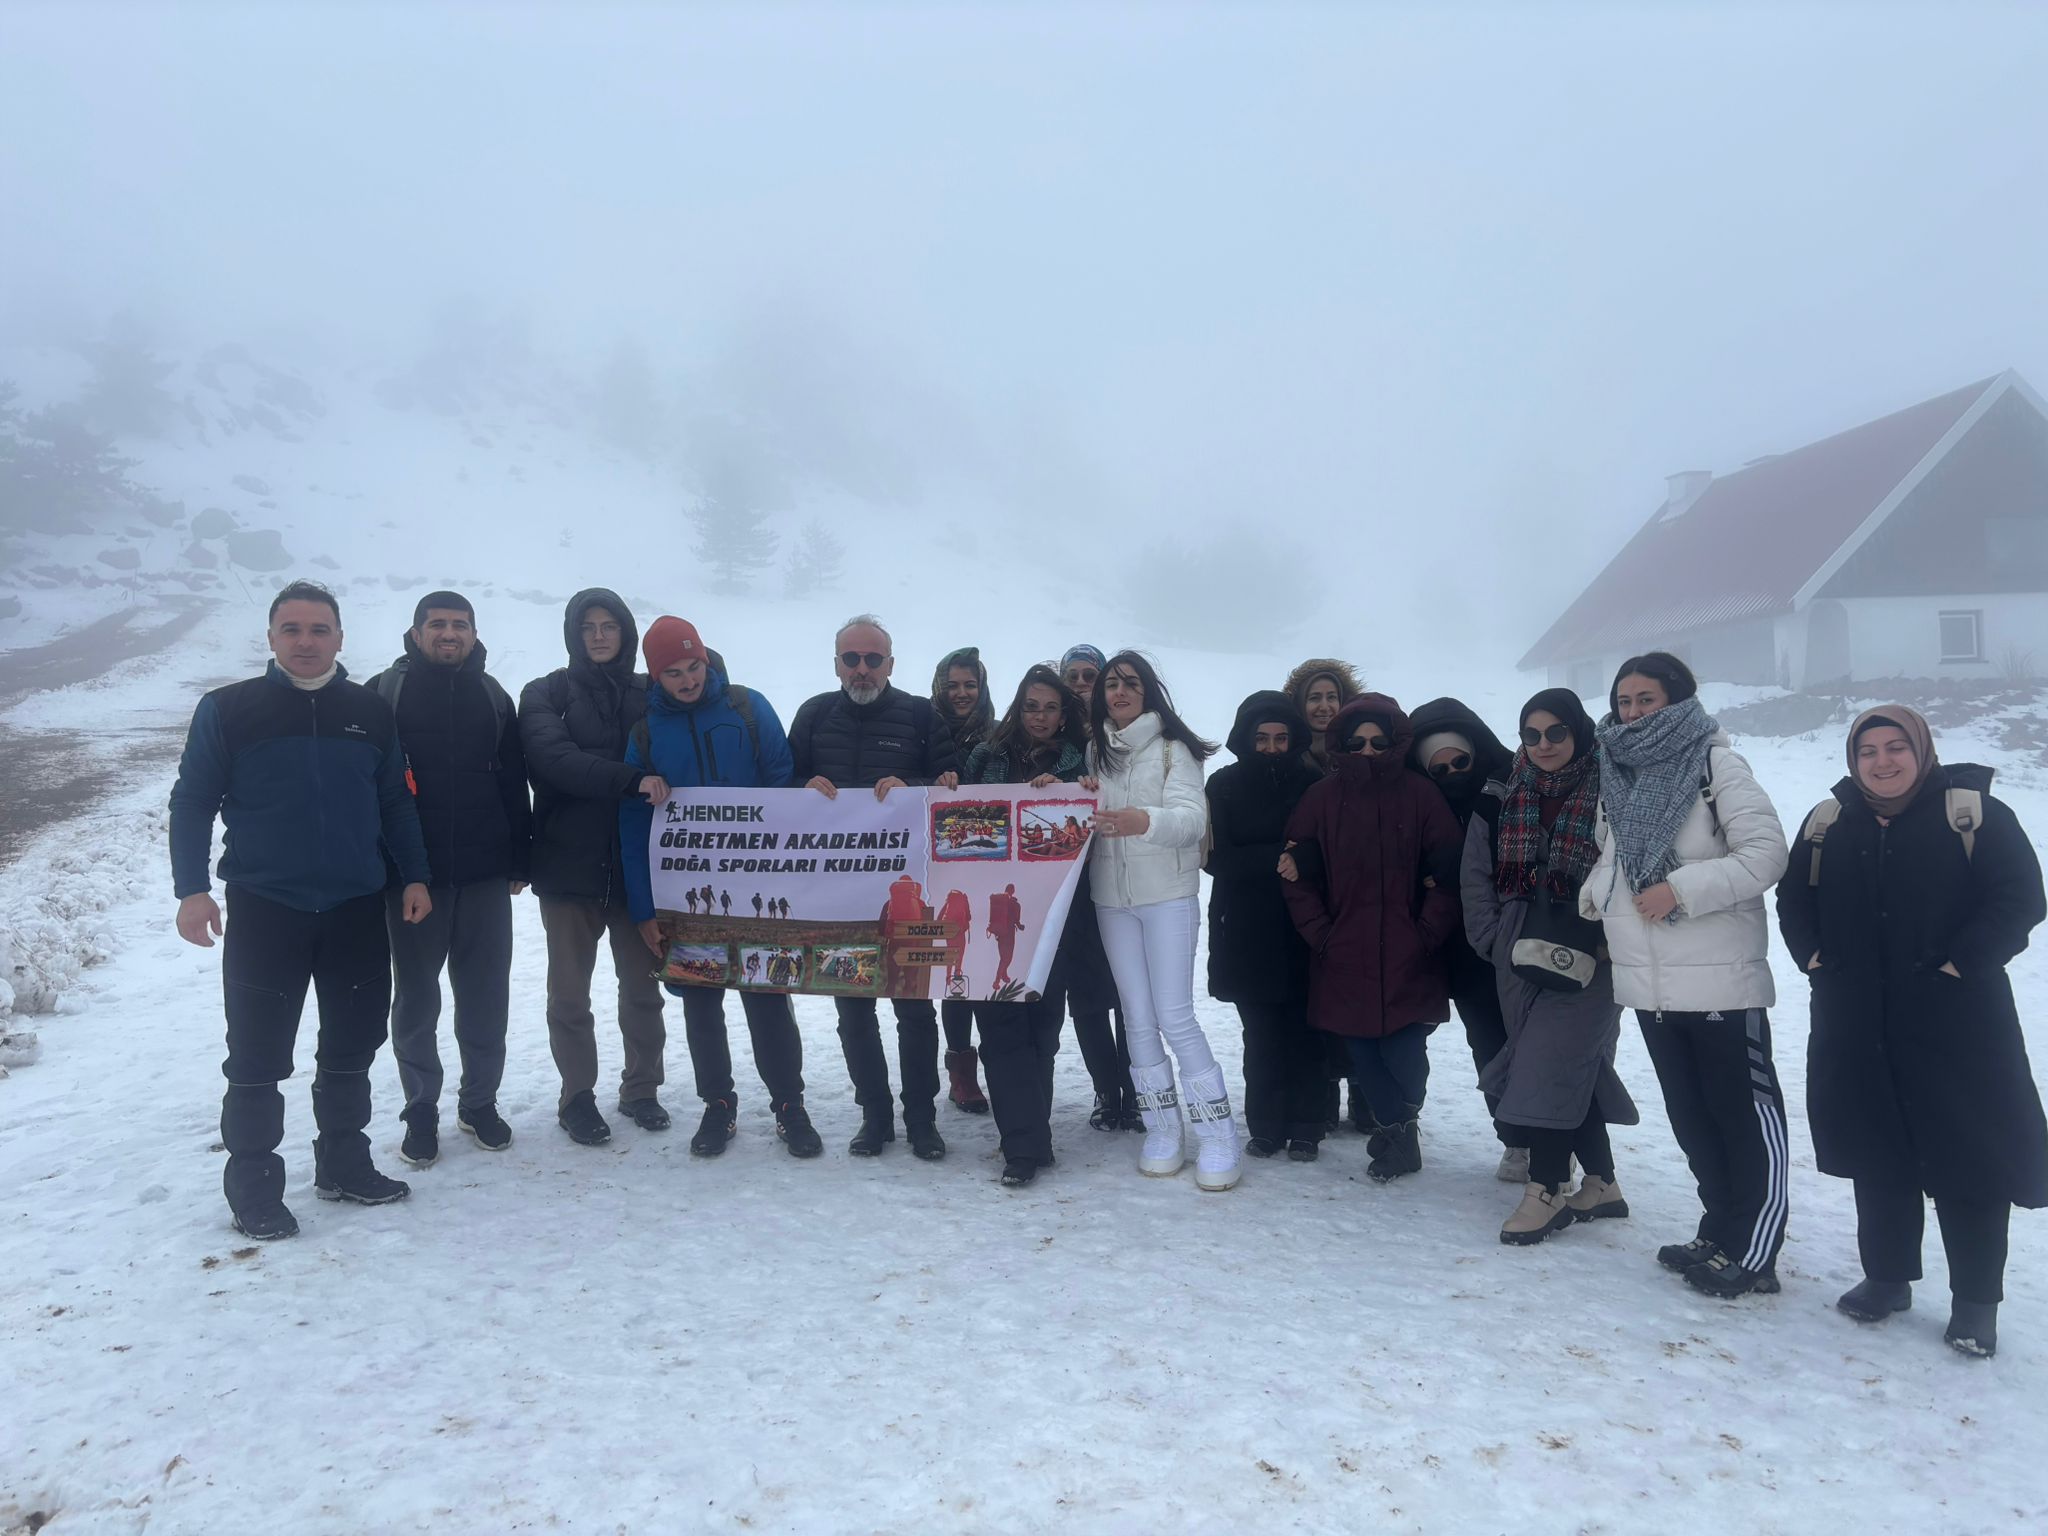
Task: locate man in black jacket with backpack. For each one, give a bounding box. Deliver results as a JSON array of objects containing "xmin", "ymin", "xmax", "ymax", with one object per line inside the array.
[
  {"xmin": 519, "ymin": 588, "xmax": 672, "ymax": 1147},
  {"xmin": 789, "ymin": 614, "xmax": 960, "ymax": 1159},
  {"xmin": 366, "ymin": 591, "xmax": 532, "ymax": 1168}
]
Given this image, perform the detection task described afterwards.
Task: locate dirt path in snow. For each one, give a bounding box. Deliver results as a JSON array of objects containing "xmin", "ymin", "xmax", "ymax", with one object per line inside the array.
[{"xmin": 0, "ymin": 600, "xmax": 217, "ymax": 867}]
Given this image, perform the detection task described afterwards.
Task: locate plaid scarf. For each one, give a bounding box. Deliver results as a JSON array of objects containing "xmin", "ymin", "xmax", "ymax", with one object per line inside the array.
[
  {"xmin": 1594, "ymin": 695, "xmax": 1718, "ymax": 893},
  {"xmin": 1495, "ymin": 749, "xmax": 1602, "ymax": 897}
]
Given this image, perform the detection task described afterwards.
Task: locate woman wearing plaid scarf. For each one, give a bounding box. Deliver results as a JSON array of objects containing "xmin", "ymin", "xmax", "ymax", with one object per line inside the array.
[
  {"xmin": 1461, "ymin": 689, "xmax": 1639, "ymax": 1245},
  {"xmin": 1580, "ymin": 653, "xmax": 1790, "ymax": 1299}
]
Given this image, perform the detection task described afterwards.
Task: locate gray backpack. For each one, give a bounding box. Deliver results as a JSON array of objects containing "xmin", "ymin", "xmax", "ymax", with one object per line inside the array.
[{"xmin": 1799, "ymin": 789, "xmax": 1983, "ymax": 885}]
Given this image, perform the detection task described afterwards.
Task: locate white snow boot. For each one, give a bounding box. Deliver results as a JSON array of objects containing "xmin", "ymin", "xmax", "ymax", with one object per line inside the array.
[
  {"xmin": 1183, "ymin": 1064, "xmax": 1243, "ymax": 1192},
  {"xmin": 1130, "ymin": 1060, "xmax": 1185, "ymax": 1177}
]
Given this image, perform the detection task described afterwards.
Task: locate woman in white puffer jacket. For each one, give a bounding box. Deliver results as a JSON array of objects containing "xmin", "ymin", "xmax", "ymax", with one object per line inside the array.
[
  {"xmin": 1080, "ymin": 651, "xmax": 1236, "ymax": 1188},
  {"xmin": 1581, "ymin": 652, "xmax": 1790, "ymax": 1299}
]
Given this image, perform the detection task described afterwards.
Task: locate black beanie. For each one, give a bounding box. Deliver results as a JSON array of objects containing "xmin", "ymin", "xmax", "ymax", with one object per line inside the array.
[{"xmin": 413, "ymin": 589, "xmax": 474, "ymax": 629}]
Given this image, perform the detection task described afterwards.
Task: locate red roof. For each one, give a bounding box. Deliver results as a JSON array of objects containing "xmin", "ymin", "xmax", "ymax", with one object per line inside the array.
[{"xmin": 1520, "ymin": 376, "xmax": 2003, "ymax": 668}]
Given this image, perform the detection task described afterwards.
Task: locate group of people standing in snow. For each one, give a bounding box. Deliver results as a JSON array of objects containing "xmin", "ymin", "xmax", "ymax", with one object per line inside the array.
[{"xmin": 170, "ymin": 580, "xmax": 2047, "ymax": 1361}]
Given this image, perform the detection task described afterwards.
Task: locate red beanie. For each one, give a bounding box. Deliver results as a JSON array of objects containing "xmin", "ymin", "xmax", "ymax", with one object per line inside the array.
[{"xmin": 643, "ymin": 616, "xmax": 705, "ymax": 675}]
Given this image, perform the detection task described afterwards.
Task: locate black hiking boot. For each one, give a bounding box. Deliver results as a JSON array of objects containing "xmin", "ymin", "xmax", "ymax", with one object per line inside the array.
[
  {"xmin": 1656, "ymin": 1236, "xmax": 1720, "ymax": 1273},
  {"xmin": 1683, "ymin": 1252, "xmax": 1781, "ymax": 1298},
  {"xmin": 1946, "ymin": 1301, "xmax": 1998, "ymax": 1359},
  {"xmin": 848, "ymin": 1114, "xmax": 895, "ymax": 1157},
  {"xmin": 230, "ymin": 1201, "xmax": 300, "ymax": 1241},
  {"xmin": 618, "ymin": 1097, "xmax": 672, "ymax": 1132},
  {"xmin": 1000, "ymin": 1157, "xmax": 1039, "ymax": 1187},
  {"xmin": 1245, "ymin": 1136, "xmax": 1283, "ymax": 1159},
  {"xmin": 558, "ymin": 1091, "xmax": 612, "ymax": 1146},
  {"xmin": 1837, "ymin": 1278, "xmax": 1912, "ymax": 1324},
  {"xmin": 906, "ymin": 1121, "xmax": 947, "ymax": 1162},
  {"xmin": 691, "ymin": 1097, "xmax": 736, "ymax": 1157},
  {"xmin": 774, "ymin": 1101, "xmax": 824, "ymax": 1159},
  {"xmin": 1089, "ymin": 1091, "xmax": 1118, "ymax": 1132},
  {"xmin": 1286, "ymin": 1138, "xmax": 1320, "ymax": 1163},
  {"xmin": 398, "ymin": 1112, "xmax": 438, "ymax": 1170},
  {"xmin": 457, "ymin": 1103, "xmax": 512, "ymax": 1151},
  {"xmin": 313, "ymin": 1160, "xmax": 411, "ymax": 1206},
  {"xmin": 1366, "ymin": 1116, "xmax": 1422, "ymax": 1183}
]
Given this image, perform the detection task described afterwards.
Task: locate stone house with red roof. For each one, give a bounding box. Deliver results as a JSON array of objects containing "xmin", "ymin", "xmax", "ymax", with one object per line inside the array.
[{"xmin": 1523, "ymin": 371, "xmax": 2048, "ymax": 695}]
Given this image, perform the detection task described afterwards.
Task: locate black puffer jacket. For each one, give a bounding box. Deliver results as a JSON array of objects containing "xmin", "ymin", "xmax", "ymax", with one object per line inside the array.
[
  {"xmin": 1407, "ymin": 695, "xmax": 1516, "ymax": 998},
  {"xmin": 1778, "ymin": 763, "xmax": 2048, "ymax": 1207},
  {"xmin": 787, "ymin": 683, "xmax": 958, "ymax": 789},
  {"xmin": 1205, "ymin": 692, "xmax": 1320, "ymax": 1004},
  {"xmin": 366, "ymin": 636, "xmax": 532, "ymax": 887},
  {"xmin": 517, "ymin": 588, "xmax": 649, "ymax": 902}
]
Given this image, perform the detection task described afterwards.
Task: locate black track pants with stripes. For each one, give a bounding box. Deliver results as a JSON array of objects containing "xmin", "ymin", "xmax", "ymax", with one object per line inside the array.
[{"xmin": 1638, "ymin": 1008, "xmax": 1790, "ymax": 1273}]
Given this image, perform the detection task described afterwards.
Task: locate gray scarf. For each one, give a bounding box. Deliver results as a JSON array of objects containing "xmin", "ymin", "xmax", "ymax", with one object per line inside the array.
[{"xmin": 1595, "ymin": 696, "xmax": 1718, "ymax": 895}]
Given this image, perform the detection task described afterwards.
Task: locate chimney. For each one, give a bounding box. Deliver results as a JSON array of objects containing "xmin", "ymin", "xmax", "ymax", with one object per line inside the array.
[{"xmin": 1663, "ymin": 469, "xmax": 1712, "ymax": 515}]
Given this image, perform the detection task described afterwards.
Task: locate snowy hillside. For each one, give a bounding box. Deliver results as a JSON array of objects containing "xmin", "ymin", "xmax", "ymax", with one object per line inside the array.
[{"xmin": 4, "ymin": 347, "xmax": 2048, "ymax": 1533}]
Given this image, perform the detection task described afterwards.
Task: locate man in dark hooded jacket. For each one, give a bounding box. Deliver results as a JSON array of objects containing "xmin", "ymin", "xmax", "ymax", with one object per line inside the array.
[
  {"xmin": 519, "ymin": 588, "xmax": 671, "ymax": 1146},
  {"xmin": 1406, "ymin": 695, "xmax": 1526, "ymax": 1178},
  {"xmin": 366, "ymin": 590, "xmax": 532, "ymax": 1168}
]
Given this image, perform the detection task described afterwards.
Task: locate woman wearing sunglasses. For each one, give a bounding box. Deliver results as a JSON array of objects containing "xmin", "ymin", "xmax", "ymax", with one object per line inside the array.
[
  {"xmin": 1580, "ymin": 651, "xmax": 1790, "ymax": 1298},
  {"xmin": 1282, "ymin": 694, "xmax": 1463, "ymax": 1181},
  {"xmin": 1080, "ymin": 652, "xmax": 1234, "ymax": 1188},
  {"xmin": 1281, "ymin": 656, "xmax": 1369, "ymax": 1133},
  {"xmin": 930, "ymin": 646, "xmax": 994, "ymax": 1117},
  {"xmin": 959, "ymin": 665, "xmax": 1096, "ymax": 1186},
  {"xmin": 1462, "ymin": 689, "xmax": 1638, "ymax": 1243},
  {"xmin": 1406, "ymin": 697, "xmax": 1525, "ymax": 1180}
]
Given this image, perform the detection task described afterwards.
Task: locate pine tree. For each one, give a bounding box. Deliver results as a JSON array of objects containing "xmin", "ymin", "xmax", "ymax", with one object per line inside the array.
[
  {"xmin": 0, "ymin": 388, "xmax": 138, "ymax": 535},
  {"xmin": 689, "ymin": 484, "xmax": 779, "ymax": 593},
  {"xmin": 76, "ymin": 310, "xmax": 178, "ymax": 439},
  {"xmin": 783, "ymin": 519, "xmax": 846, "ymax": 598}
]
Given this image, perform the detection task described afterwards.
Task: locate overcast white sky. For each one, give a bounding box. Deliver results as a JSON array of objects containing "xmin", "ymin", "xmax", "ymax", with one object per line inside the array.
[{"xmin": 4, "ymin": 1, "xmax": 2046, "ymax": 631}]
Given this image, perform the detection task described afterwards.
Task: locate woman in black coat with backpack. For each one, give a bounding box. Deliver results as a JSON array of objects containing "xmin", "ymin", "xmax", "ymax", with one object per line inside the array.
[
  {"xmin": 1205, "ymin": 691, "xmax": 1324, "ymax": 1161},
  {"xmin": 1778, "ymin": 704, "xmax": 2048, "ymax": 1359}
]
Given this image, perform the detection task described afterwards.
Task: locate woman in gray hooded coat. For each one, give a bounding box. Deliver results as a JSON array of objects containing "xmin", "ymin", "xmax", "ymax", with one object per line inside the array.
[{"xmin": 1462, "ymin": 688, "xmax": 1638, "ymax": 1245}]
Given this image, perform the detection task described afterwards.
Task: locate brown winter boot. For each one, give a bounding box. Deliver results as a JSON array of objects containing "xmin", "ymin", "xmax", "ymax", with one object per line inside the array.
[
  {"xmin": 1567, "ymin": 1175, "xmax": 1630, "ymax": 1223},
  {"xmin": 945, "ymin": 1049, "xmax": 989, "ymax": 1114},
  {"xmin": 1500, "ymin": 1183, "xmax": 1576, "ymax": 1246}
]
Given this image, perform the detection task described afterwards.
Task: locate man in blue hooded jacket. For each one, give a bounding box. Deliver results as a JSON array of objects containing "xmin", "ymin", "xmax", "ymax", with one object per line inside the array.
[{"xmin": 620, "ymin": 616, "xmax": 822, "ymax": 1158}]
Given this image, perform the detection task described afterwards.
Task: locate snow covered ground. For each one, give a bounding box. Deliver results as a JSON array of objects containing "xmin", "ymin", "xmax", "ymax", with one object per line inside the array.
[{"xmin": 5, "ymin": 377, "xmax": 2048, "ymax": 1531}]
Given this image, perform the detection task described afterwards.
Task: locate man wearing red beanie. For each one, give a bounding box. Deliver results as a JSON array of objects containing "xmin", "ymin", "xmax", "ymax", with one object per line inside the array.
[{"xmin": 620, "ymin": 618, "xmax": 820, "ymax": 1158}]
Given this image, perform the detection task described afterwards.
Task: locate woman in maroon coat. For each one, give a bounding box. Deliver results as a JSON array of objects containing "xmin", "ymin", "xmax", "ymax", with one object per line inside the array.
[{"xmin": 1283, "ymin": 694, "xmax": 1463, "ymax": 1181}]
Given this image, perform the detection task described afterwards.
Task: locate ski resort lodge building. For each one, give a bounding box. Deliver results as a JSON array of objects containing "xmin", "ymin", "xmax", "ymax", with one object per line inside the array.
[{"xmin": 1522, "ymin": 370, "xmax": 2048, "ymax": 694}]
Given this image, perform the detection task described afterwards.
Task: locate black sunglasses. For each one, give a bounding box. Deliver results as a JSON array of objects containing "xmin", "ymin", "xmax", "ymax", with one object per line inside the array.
[
  {"xmin": 839, "ymin": 651, "xmax": 889, "ymax": 669},
  {"xmin": 1427, "ymin": 754, "xmax": 1474, "ymax": 778},
  {"xmin": 1344, "ymin": 733, "xmax": 1390, "ymax": 754},
  {"xmin": 1520, "ymin": 723, "xmax": 1572, "ymax": 746}
]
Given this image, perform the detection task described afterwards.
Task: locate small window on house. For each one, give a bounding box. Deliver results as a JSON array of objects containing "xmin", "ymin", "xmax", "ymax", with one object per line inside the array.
[{"xmin": 1939, "ymin": 610, "xmax": 1984, "ymax": 663}]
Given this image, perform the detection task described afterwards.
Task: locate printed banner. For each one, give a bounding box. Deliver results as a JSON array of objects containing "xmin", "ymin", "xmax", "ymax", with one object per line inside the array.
[{"xmin": 647, "ymin": 785, "xmax": 1098, "ymax": 1001}]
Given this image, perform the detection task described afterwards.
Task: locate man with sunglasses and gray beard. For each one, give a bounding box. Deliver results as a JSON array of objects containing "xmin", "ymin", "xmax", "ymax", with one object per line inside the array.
[{"xmin": 788, "ymin": 614, "xmax": 961, "ymax": 1160}]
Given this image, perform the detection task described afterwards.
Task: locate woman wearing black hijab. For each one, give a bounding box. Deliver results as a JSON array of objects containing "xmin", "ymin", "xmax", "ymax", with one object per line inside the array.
[
  {"xmin": 1779, "ymin": 704, "xmax": 2047, "ymax": 1358},
  {"xmin": 1206, "ymin": 690, "xmax": 1325, "ymax": 1159},
  {"xmin": 1462, "ymin": 688, "xmax": 1638, "ymax": 1244},
  {"xmin": 1408, "ymin": 697, "xmax": 1523, "ymax": 1178}
]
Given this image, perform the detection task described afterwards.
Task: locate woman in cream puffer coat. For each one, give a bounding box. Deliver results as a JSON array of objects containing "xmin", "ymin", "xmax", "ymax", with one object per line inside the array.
[
  {"xmin": 1081, "ymin": 652, "xmax": 1235, "ymax": 1188},
  {"xmin": 1580, "ymin": 652, "xmax": 1791, "ymax": 1301}
]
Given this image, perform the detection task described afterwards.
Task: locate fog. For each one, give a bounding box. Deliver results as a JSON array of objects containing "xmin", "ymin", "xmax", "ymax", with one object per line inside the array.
[{"xmin": 5, "ymin": 0, "xmax": 2048, "ymax": 652}]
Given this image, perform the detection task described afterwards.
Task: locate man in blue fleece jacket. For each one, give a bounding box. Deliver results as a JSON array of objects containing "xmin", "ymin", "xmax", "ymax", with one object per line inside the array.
[{"xmin": 169, "ymin": 580, "xmax": 432, "ymax": 1240}]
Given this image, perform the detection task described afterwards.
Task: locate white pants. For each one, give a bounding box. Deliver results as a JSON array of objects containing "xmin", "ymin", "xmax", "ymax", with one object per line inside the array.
[{"xmin": 1094, "ymin": 896, "xmax": 1216, "ymax": 1078}]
